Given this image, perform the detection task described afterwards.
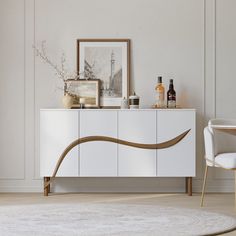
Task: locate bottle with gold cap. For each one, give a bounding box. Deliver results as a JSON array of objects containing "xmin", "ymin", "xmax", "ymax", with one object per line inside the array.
[{"xmin": 155, "ymin": 76, "xmax": 165, "ymax": 108}]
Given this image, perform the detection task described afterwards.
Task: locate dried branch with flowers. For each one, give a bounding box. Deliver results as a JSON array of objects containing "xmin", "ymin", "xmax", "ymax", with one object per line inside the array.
[
  {"xmin": 33, "ymin": 41, "xmax": 98, "ymax": 95},
  {"xmin": 33, "ymin": 41, "xmax": 78, "ymax": 81}
]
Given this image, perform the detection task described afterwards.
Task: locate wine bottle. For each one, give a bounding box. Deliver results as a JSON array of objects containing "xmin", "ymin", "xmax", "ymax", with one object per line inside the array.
[
  {"xmin": 155, "ymin": 76, "xmax": 165, "ymax": 108},
  {"xmin": 167, "ymin": 79, "xmax": 176, "ymax": 108}
]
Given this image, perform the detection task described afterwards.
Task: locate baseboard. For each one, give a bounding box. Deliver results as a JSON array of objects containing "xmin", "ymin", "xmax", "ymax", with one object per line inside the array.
[
  {"xmin": 193, "ymin": 179, "xmax": 234, "ymax": 193},
  {"xmin": 0, "ymin": 178, "xmax": 234, "ymax": 193},
  {"xmin": 0, "ymin": 186, "xmax": 42, "ymax": 193}
]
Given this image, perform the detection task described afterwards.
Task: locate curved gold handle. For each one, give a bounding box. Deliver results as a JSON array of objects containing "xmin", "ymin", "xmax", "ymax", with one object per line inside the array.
[{"xmin": 45, "ymin": 129, "xmax": 191, "ymax": 188}]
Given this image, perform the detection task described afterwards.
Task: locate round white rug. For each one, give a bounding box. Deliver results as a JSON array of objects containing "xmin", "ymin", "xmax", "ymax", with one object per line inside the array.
[{"xmin": 0, "ymin": 203, "xmax": 235, "ymax": 236}]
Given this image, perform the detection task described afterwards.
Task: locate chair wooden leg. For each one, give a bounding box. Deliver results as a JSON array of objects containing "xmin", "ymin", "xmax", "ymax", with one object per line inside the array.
[{"xmin": 200, "ymin": 165, "xmax": 209, "ymax": 207}]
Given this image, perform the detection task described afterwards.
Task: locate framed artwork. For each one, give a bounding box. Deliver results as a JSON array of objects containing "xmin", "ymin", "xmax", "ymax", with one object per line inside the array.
[
  {"xmin": 65, "ymin": 79, "xmax": 100, "ymax": 108},
  {"xmin": 77, "ymin": 39, "xmax": 130, "ymax": 108}
]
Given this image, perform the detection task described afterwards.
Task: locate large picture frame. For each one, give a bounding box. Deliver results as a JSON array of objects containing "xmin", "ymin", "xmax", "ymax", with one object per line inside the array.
[
  {"xmin": 77, "ymin": 39, "xmax": 130, "ymax": 108},
  {"xmin": 65, "ymin": 79, "xmax": 100, "ymax": 108}
]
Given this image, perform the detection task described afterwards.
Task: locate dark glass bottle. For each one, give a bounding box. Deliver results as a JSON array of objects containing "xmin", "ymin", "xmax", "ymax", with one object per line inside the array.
[{"xmin": 167, "ymin": 79, "xmax": 176, "ymax": 108}]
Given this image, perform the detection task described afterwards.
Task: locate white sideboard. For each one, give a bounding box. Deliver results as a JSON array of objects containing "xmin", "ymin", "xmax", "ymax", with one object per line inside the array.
[{"xmin": 40, "ymin": 109, "xmax": 195, "ymax": 195}]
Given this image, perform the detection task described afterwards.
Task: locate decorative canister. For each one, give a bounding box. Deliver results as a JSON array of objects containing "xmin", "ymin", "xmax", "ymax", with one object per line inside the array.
[
  {"xmin": 62, "ymin": 93, "xmax": 74, "ymax": 109},
  {"xmin": 120, "ymin": 97, "xmax": 129, "ymax": 109},
  {"xmin": 79, "ymin": 97, "xmax": 86, "ymax": 109},
  {"xmin": 129, "ymin": 92, "xmax": 140, "ymax": 109}
]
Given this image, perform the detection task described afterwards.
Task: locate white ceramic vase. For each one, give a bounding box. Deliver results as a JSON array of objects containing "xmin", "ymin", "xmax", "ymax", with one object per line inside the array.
[{"xmin": 62, "ymin": 94, "xmax": 74, "ymax": 109}]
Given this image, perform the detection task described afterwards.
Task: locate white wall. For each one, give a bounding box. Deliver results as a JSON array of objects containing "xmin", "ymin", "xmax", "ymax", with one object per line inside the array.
[{"xmin": 0, "ymin": 0, "xmax": 235, "ymax": 192}]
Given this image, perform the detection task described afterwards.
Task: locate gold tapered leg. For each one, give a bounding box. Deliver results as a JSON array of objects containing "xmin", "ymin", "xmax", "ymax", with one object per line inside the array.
[
  {"xmin": 200, "ymin": 165, "xmax": 209, "ymax": 207},
  {"xmin": 235, "ymin": 171, "xmax": 236, "ymax": 210}
]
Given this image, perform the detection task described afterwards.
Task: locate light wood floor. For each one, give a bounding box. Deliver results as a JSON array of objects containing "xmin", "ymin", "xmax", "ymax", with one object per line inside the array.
[{"xmin": 0, "ymin": 193, "xmax": 236, "ymax": 235}]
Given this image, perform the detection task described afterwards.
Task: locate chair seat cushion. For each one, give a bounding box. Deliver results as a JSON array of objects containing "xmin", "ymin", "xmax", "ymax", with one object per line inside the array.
[{"xmin": 215, "ymin": 153, "xmax": 236, "ymax": 169}]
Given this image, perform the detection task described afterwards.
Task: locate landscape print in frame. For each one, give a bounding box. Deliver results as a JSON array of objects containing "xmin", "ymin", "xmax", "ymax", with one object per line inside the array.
[{"xmin": 65, "ymin": 79, "xmax": 100, "ymax": 108}]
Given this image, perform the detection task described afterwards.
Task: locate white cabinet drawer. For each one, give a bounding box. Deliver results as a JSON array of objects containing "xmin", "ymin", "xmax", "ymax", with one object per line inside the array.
[
  {"xmin": 80, "ymin": 110, "xmax": 118, "ymax": 176},
  {"xmin": 157, "ymin": 110, "xmax": 195, "ymax": 177},
  {"xmin": 40, "ymin": 110, "xmax": 79, "ymax": 177},
  {"xmin": 118, "ymin": 110, "xmax": 156, "ymax": 176}
]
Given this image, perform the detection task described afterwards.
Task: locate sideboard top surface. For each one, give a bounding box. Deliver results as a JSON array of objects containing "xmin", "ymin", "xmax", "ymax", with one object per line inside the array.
[{"xmin": 40, "ymin": 108, "xmax": 196, "ymax": 111}]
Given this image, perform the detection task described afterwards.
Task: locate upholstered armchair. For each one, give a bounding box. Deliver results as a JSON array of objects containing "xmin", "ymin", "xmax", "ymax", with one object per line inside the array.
[{"xmin": 201, "ymin": 119, "xmax": 236, "ymax": 207}]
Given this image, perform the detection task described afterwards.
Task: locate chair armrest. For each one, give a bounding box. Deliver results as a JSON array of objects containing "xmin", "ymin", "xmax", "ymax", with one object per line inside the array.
[{"xmin": 204, "ymin": 127, "xmax": 215, "ymax": 164}]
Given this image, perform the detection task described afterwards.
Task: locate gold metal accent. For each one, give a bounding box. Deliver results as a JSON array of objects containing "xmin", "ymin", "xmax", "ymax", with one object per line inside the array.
[
  {"xmin": 235, "ymin": 171, "xmax": 236, "ymax": 210},
  {"xmin": 44, "ymin": 129, "xmax": 191, "ymax": 190},
  {"xmin": 200, "ymin": 165, "xmax": 208, "ymax": 207},
  {"xmin": 201, "ymin": 157, "xmax": 236, "ymax": 207}
]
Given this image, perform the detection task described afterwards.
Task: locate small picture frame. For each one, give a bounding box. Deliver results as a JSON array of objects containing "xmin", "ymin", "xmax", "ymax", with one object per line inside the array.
[
  {"xmin": 77, "ymin": 39, "xmax": 130, "ymax": 108},
  {"xmin": 65, "ymin": 79, "xmax": 100, "ymax": 108}
]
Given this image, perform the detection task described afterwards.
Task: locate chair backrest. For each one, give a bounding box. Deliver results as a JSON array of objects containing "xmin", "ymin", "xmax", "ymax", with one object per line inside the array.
[{"xmin": 204, "ymin": 119, "xmax": 236, "ymax": 163}]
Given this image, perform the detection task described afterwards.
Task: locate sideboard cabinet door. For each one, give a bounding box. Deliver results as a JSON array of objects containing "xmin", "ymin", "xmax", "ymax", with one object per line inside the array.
[
  {"xmin": 118, "ymin": 110, "xmax": 156, "ymax": 176},
  {"xmin": 40, "ymin": 110, "xmax": 79, "ymax": 177},
  {"xmin": 157, "ymin": 110, "xmax": 195, "ymax": 177},
  {"xmin": 80, "ymin": 110, "xmax": 118, "ymax": 176}
]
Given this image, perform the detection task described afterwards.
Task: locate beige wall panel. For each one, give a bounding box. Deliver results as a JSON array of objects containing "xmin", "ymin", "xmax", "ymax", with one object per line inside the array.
[{"xmin": 0, "ymin": 0, "xmax": 25, "ymax": 179}]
